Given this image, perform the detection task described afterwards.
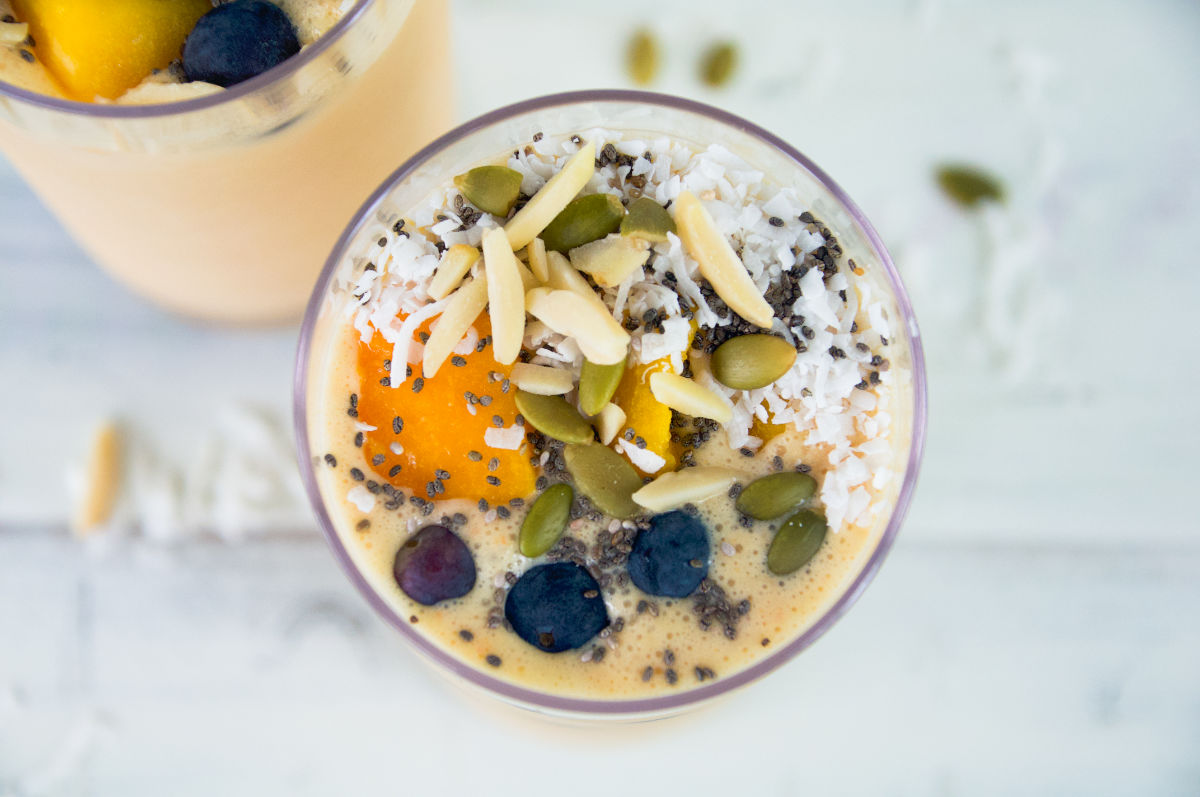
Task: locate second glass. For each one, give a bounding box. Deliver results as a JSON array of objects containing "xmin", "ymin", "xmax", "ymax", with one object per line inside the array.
[{"xmin": 0, "ymin": 0, "xmax": 453, "ymax": 323}]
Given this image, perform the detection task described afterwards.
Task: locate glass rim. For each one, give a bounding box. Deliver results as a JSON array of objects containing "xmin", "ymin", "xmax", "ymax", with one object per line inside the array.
[
  {"xmin": 0, "ymin": 0, "xmax": 374, "ymax": 118},
  {"xmin": 293, "ymin": 89, "xmax": 929, "ymax": 717}
]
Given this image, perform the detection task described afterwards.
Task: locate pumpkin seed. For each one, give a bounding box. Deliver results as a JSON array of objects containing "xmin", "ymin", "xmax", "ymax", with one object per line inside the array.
[
  {"xmin": 735, "ymin": 472, "xmax": 816, "ymax": 520},
  {"xmin": 564, "ymin": 443, "xmax": 642, "ymax": 519},
  {"xmin": 767, "ymin": 510, "xmax": 827, "ymax": 575},
  {"xmin": 514, "ymin": 390, "xmax": 593, "ymax": 444},
  {"xmin": 711, "ymin": 334, "xmax": 797, "ymax": 390},
  {"xmin": 453, "ymin": 165, "xmax": 523, "ymax": 217},
  {"xmin": 699, "ymin": 41, "xmax": 738, "ymax": 88},
  {"xmin": 620, "ymin": 196, "xmax": 676, "ymax": 243},
  {"xmin": 540, "ymin": 193, "xmax": 625, "ymax": 254},
  {"xmin": 519, "ymin": 484, "xmax": 574, "ymax": 557},
  {"xmin": 578, "ymin": 356, "xmax": 626, "ymax": 416},
  {"xmin": 935, "ymin": 164, "xmax": 1005, "ymax": 209}
]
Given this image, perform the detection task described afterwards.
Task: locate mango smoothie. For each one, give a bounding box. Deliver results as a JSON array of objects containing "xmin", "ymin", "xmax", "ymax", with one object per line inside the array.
[
  {"xmin": 297, "ymin": 94, "xmax": 926, "ymax": 716},
  {"xmin": 0, "ymin": 0, "xmax": 452, "ymax": 322}
]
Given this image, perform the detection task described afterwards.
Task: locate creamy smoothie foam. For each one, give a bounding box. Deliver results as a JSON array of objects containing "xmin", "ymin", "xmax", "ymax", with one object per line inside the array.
[
  {"xmin": 302, "ymin": 115, "xmax": 919, "ymax": 705},
  {"xmin": 0, "ymin": 0, "xmax": 452, "ymax": 322}
]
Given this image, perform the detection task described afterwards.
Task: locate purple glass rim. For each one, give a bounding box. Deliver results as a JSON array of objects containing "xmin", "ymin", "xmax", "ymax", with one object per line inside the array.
[
  {"xmin": 293, "ymin": 89, "xmax": 928, "ymax": 717},
  {"xmin": 0, "ymin": 0, "xmax": 373, "ymax": 118}
]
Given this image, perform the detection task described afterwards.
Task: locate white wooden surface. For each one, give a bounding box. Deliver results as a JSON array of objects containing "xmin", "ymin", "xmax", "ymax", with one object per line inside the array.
[{"xmin": 1, "ymin": 0, "xmax": 1198, "ymax": 794}]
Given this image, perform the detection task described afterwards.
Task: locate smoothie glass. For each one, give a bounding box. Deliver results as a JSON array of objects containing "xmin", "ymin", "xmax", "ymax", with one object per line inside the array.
[
  {"xmin": 0, "ymin": 0, "xmax": 452, "ymax": 323},
  {"xmin": 295, "ymin": 90, "xmax": 928, "ymax": 720}
]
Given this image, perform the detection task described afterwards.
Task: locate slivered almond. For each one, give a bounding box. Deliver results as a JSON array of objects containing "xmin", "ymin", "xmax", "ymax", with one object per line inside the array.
[
  {"xmin": 527, "ymin": 237, "xmax": 550, "ymax": 283},
  {"xmin": 514, "ymin": 256, "xmax": 539, "ymax": 291},
  {"xmin": 481, "ymin": 228, "xmax": 525, "ymax": 364},
  {"xmin": 594, "ymin": 403, "xmax": 626, "ymax": 445},
  {"xmin": 72, "ymin": 421, "xmax": 123, "ymax": 536},
  {"xmin": 427, "ymin": 244, "xmax": 481, "ymax": 300},
  {"xmin": 632, "ymin": 466, "xmax": 742, "ymax": 513},
  {"xmin": 505, "ymin": 141, "xmax": 596, "ymax": 250},
  {"xmin": 545, "ymin": 251, "xmax": 609, "ymax": 313},
  {"xmin": 568, "ymin": 234, "xmax": 650, "ymax": 287},
  {"xmin": 0, "ymin": 22, "xmax": 29, "ymax": 45},
  {"xmin": 526, "ymin": 288, "xmax": 630, "ymax": 365},
  {"xmin": 510, "ymin": 363, "xmax": 575, "ymax": 395},
  {"xmin": 423, "ymin": 274, "xmax": 489, "ymax": 377},
  {"xmin": 673, "ymin": 191, "xmax": 774, "ymax": 328},
  {"xmin": 648, "ymin": 371, "xmax": 733, "ymax": 424}
]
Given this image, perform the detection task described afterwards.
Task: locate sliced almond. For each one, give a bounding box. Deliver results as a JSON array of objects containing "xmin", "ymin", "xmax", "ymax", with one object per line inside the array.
[
  {"xmin": 527, "ymin": 237, "xmax": 549, "ymax": 283},
  {"xmin": 526, "ymin": 287, "xmax": 630, "ymax": 365},
  {"xmin": 568, "ymin": 234, "xmax": 650, "ymax": 287},
  {"xmin": 593, "ymin": 403, "xmax": 626, "ymax": 445},
  {"xmin": 510, "ymin": 363, "xmax": 575, "ymax": 395},
  {"xmin": 72, "ymin": 421, "xmax": 123, "ymax": 536},
  {"xmin": 648, "ymin": 371, "xmax": 733, "ymax": 424},
  {"xmin": 632, "ymin": 466, "xmax": 743, "ymax": 513},
  {"xmin": 505, "ymin": 141, "xmax": 597, "ymax": 250},
  {"xmin": 673, "ymin": 190, "xmax": 774, "ymax": 328},
  {"xmin": 423, "ymin": 274, "xmax": 489, "ymax": 378},
  {"xmin": 481, "ymin": 227, "xmax": 525, "ymax": 364},
  {"xmin": 427, "ymin": 244, "xmax": 481, "ymax": 300}
]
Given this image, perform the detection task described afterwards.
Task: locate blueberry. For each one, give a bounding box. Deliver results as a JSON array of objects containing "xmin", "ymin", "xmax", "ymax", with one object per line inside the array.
[
  {"xmin": 627, "ymin": 510, "xmax": 710, "ymax": 598},
  {"xmin": 182, "ymin": 1, "xmax": 300, "ymax": 88},
  {"xmin": 504, "ymin": 563, "xmax": 609, "ymax": 653},
  {"xmin": 392, "ymin": 525, "xmax": 476, "ymax": 606}
]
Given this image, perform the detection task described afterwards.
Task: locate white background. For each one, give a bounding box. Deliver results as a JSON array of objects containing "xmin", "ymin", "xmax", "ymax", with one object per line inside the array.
[{"xmin": 1, "ymin": 0, "xmax": 1198, "ymax": 794}]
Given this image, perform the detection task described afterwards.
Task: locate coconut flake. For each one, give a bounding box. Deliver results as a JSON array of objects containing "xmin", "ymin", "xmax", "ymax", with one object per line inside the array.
[{"xmin": 484, "ymin": 425, "xmax": 525, "ymax": 450}]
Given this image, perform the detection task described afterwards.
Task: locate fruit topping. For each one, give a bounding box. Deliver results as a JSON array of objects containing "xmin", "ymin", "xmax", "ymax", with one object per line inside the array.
[
  {"xmin": 12, "ymin": 0, "xmax": 210, "ymax": 100},
  {"xmin": 182, "ymin": 0, "xmax": 300, "ymax": 88},
  {"xmin": 393, "ymin": 524, "xmax": 477, "ymax": 606},
  {"xmin": 627, "ymin": 510, "xmax": 710, "ymax": 598},
  {"xmin": 355, "ymin": 326, "xmax": 535, "ymax": 506},
  {"xmin": 504, "ymin": 562, "xmax": 609, "ymax": 652}
]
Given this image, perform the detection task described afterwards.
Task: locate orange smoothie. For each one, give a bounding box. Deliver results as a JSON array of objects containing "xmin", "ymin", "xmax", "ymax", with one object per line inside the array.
[{"xmin": 0, "ymin": 0, "xmax": 453, "ymax": 322}]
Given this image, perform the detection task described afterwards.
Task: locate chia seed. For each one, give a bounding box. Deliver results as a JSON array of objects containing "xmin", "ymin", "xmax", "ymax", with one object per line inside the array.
[
  {"xmin": 393, "ymin": 416, "xmax": 404, "ymax": 434},
  {"xmin": 324, "ymin": 454, "xmax": 337, "ymax": 467},
  {"xmin": 486, "ymin": 655, "xmax": 502, "ymax": 667},
  {"xmin": 459, "ymin": 630, "xmax": 474, "ymax": 642}
]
